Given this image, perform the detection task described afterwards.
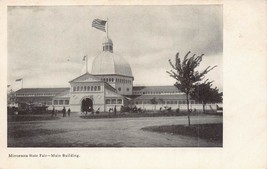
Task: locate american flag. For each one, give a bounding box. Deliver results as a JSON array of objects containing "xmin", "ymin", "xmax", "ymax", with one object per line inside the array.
[
  {"xmin": 83, "ymin": 55, "xmax": 87, "ymax": 61},
  {"xmin": 92, "ymin": 19, "xmax": 107, "ymax": 32},
  {"xmin": 16, "ymin": 78, "xmax": 22, "ymax": 81}
]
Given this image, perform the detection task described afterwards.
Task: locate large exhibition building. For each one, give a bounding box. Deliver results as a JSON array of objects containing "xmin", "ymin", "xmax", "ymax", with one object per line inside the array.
[{"xmin": 15, "ymin": 36, "xmax": 202, "ymax": 112}]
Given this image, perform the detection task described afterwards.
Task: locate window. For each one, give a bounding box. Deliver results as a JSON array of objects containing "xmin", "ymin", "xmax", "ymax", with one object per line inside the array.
[
  {"xmin": 98, "ymin": 86, "xmax": 101, "ymax": 91},
  {"xmin": 106, "ymin": 99, "xmax": 111, "ymax": 104},
  {"xmin": 53, "ymin": 100, "xmax": 58, "ymax": 105},
  {"xmin": 111, "ymin": 78, "xmax": 114, "ymax": 82},
  {"xmin": 81, "ymin": 86, "xmax": 83, "ymax": 91},
  {"xmin": 127, "ymin": 88, "xmax": 129, "ymax": 91},
  {"xmin": 91, "ymin": 86, "xmax": 93, "ymax": 91},
  {"xmin": 65, "ymin": 100, "xmax": 69, "ymax": 105},
  {"xmin": 111, "ymin": 99, "xmax": 116, "ymax": 104},
  {"xmin": 118, "ymin": 87, "xmax": 121, "ymax": 91},
  {"xmin": 87, "ymin": 86, "xmax": 90, "ymax": 91},
  {"xmin": 59, "ymin": 100, "xmax": 64, "ymax": 105},
  {"xmin": 77, "ymin": 86, "xmax": 80, "ymax": 91},
  {"xmin": 94, "ymin": 86, "xmax": 97, "ymax": 91},
  {"xmin": 84, "ymin": 86, "xmax": 87, "ymax": 91},
  {"xmin": 117, "ymin": 99, "xmax": 122, "ymax": 104}
]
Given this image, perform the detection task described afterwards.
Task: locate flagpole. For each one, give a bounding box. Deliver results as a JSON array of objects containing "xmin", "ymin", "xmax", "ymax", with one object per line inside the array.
[
  {"xmin": 106, "ymin": 17, "xmax": 109, "ymax": 38},
  {"xmin": 22, "ymin": 78, "xmax": 23, "ymax": 89},
  {"xmin": 86, "ymin": 55, "xmax": 88, "ymax": 73}
]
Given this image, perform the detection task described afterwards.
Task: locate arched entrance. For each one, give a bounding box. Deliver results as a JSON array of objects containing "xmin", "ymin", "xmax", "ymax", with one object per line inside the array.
[{"xmin": 81, "ymin": 98, "xmax": 93, "ymax": 114}]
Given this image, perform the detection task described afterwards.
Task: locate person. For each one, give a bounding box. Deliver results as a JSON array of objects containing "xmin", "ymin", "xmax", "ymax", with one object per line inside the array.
[
  {"xmin": 62, "ymin": 107, "xmax": 66, "ymax": 117},
  {"xmin": 51, "ymin": 106, "xmax": 55, "ymax": 117},
  {"xmin": 114, "ymin": 105, "xmax": 117, "ymax": 115},
  {"xmin": 67, "ymin": 108, "xmax": 71, "ymax": 117},
  {"xmin": 120, "ymin": 105, "xmax": 124, "ymax": 113},
  {"xmin": 96, "ymin": 108, "xmax": 100, "ymax": 114}
]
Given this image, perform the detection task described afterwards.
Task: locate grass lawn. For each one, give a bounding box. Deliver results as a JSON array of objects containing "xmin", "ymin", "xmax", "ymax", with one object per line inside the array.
[{"xmin": 142, "ymin": 123, "xmax": 222, "ymax": 143}]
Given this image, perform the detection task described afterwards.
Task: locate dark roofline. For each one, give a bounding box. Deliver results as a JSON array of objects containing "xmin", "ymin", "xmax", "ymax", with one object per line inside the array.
[
  {"xmin": 93, "ymin": 74, "xmax": 134, "ymax": 79},
  {"xmin": 133, "ymin": 85, "xmax": 176, "ymax": 88},
  {"xmin": 16, "ymin": 87, "xmax": 69, "ymax": 93}
]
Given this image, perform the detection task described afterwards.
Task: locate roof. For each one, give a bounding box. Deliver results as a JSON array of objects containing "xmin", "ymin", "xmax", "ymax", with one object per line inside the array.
[
  {"xmin": 134, "ymin": 94, "xmax": 187, "ymax": 100},
  {"xmin": 16, "ymin": 88, "xmax": 69, "ymax": 94},
  {"xmin": 53, "ymin": 89, "xmax": 71, "ymax": 99},
  {"xmin": 69, "ymin": 72, "xmax": 101, "ymax": 83},
  {"xmin": 91, "ymin": 51, "xmax": 133, "ymax": 77},
  {"xmin": 133, "ymin": 85, "xmax": 181, "ymax": 92}
]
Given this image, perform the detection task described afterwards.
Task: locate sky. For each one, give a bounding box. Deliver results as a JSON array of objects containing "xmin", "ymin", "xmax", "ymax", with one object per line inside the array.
[{"xmin": 8, "ymin": 5, "xmax": 223, "ymax": 92}]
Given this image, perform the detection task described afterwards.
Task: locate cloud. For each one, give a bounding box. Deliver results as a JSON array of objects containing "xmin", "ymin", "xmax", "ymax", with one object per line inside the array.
[{"xmin": 8, "ymin": 6, "xmax": 222, "ymax": 91}]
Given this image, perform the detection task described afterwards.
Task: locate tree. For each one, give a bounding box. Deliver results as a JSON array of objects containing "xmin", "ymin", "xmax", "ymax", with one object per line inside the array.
[
  {"xmin": 150, "ymin": 97, "xmax": 158, "ymax": 112},
  {"xmin": 167, "ymin": 51, "xmax": 216, "ymax": 126},
  {"xmin": 190, "ymin": 80, "xmax": 223, "ymax": 113}
]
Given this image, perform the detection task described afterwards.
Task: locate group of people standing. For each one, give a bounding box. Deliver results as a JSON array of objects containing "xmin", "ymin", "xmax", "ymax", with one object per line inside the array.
[{"xmin": 51, "ymin": 106, "xmax": 71, "ymax": 117}]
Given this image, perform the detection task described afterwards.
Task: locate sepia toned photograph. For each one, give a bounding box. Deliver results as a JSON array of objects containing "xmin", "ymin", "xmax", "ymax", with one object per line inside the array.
[{"xmin": 7, "ymin": 5, "xmax": 223, "ymax": 147}]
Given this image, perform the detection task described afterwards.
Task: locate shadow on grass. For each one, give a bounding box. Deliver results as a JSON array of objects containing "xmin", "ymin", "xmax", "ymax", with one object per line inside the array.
[{"xmin": 142, "ymin": 123, "xmax": 222, "ymax": 143}]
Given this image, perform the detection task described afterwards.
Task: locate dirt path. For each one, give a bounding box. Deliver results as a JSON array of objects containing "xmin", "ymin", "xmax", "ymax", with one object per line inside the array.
[{"xmin": 8, "ymin": 113, "xmax": 222, "ymax": 147}]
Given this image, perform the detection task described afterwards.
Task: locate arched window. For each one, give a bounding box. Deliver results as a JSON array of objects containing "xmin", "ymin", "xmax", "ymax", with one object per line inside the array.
[
  {"xmin": 98, "ymin": 86, "xmax": 101, "ymax": 91},
  {"xmin": 94, "ymin": 86, "xmax": 97, "ymax": 91},
  {"xmin": 91, "ymin": 86, "xmax": 93, "ymax": 91},
  {"xmin": 77, "ymin": 86, "xmax": 80, "ymax": 91},
  {"xmin": 84, "ymin": 86, "xmax": 86, "ymax": 91},
  {"xmin": 112, "ymin": 78, "xmax": 114, "ymax": 82},
  {"xmin": 87, "ymin": 86, "xmax": 90, "ymax": 91},
  {"xmin": 73, "ymin": 86, "xmax": 76, "ymax": 91}
]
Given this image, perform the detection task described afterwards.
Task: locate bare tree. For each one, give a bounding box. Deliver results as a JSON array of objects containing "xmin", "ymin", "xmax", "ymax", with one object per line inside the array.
[{"xmin": 167, "ymin": 51, "xmax": 216, "ymax": 126}]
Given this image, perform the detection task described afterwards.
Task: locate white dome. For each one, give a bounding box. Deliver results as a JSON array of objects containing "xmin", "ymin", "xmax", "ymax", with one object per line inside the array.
[{"xmin": 91, "ymin": 52, "xmax": 133, "ymax": 77}]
